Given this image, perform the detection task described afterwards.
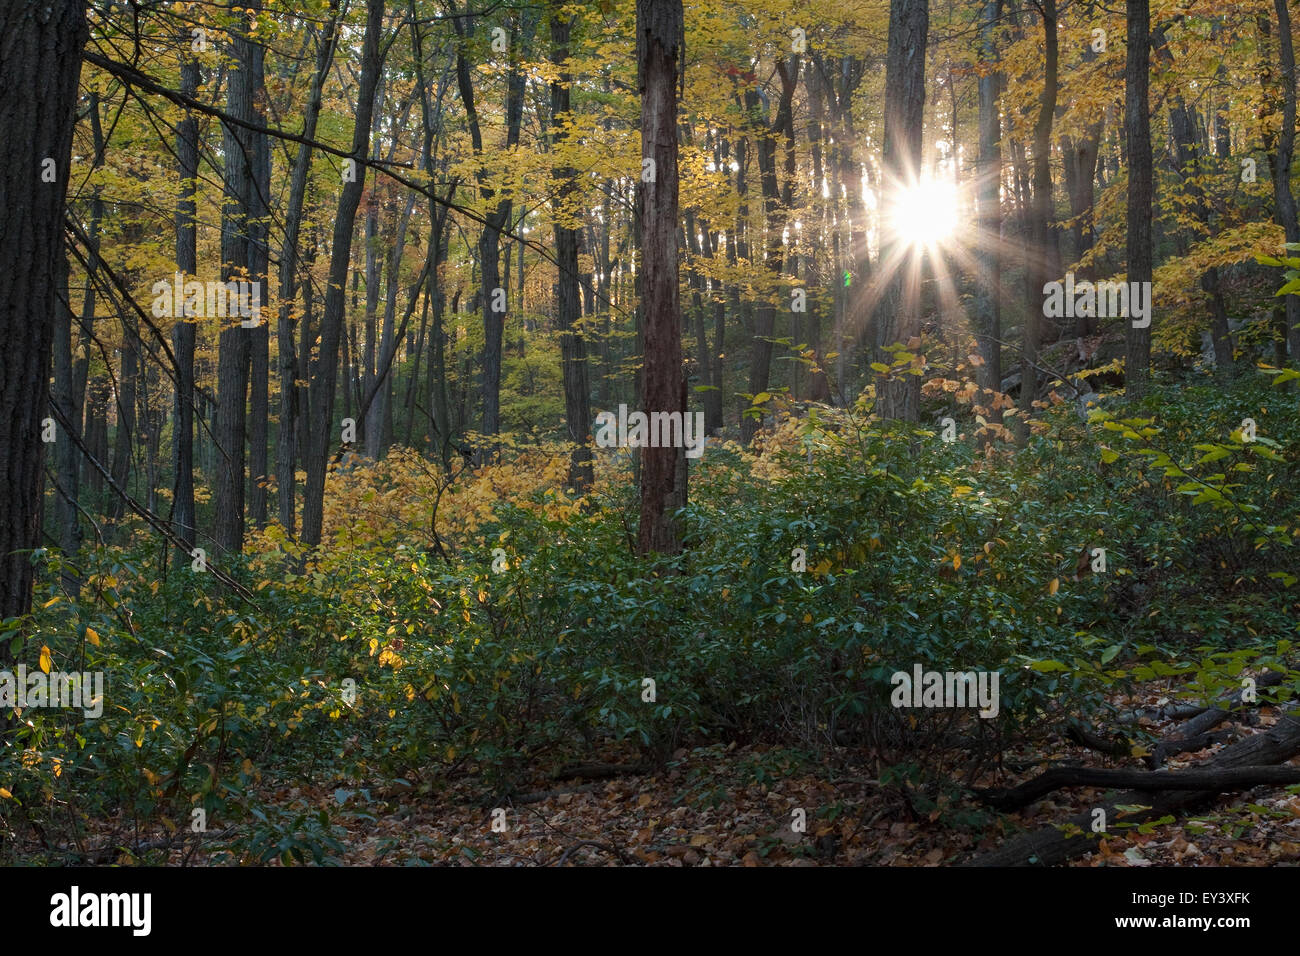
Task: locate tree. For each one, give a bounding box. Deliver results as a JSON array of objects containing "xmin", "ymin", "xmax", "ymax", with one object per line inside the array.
[
  {"xmin": 974, "ymin": 0, "xmax": 1003, "ymax": 395},
  {"xmin": 214, "ymin": 0, "xmax": 260, "ymax": 556},
  {"xmin": 451, "ymin": 5, "xmax": 532, "ymax": 454},
  {"xmin": 275, "ymin": 4, "xmax": 341, "ymax": 535},
  {"xmin": 636, "ymin": 0, "xmax": 687, "ymax": 554},
  {"xmin": 873, "ymin": 0, "xmax": 929, "ymax": 421},
  {"xmin": 740, "ymin": 55, "xmax": 799, "ymax": 445},
  {"xmin": 301, "ymin": 0, "xmax": 385, "ymax": 549},
  {"xmin": 172, "ymin": 26, "xmax": 201, "ymax": 562},
  {"xmin": 1260, "ymin": 0, "xmax": 1300, "ymax": 362},
  {"xmin": 1125, "ymin": 0, "xmax": 1152, "ymax": 400},
  {"xmin": 551, "ymin": 1, "xmax": 594, "ymax": 491},
  {"xmin": 1023, "ymin": 0, "xmax": 1057, "ymax": 413},
  {"xmin": 0, "ymin": 0, "xmax": 88, "ymax": 636}
]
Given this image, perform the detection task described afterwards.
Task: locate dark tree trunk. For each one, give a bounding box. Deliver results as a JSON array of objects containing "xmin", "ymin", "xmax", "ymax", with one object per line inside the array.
[
  {"xmin": 301, "ymin": 0, "xmax": 385, "ymax": 548},
  {"xmin": 636, "ymin": 0, "xmax": 687, "ymax": 555},
  {"xmin": 172, "ymin": 43, "xmax": 200, "ymax": 562},
  {"xmin": 0, "ymin": 0, "xmax": 87, "ymax": 637},
  {"xmin": 246, "ymin": 0, "xmax": 271, "ymax": 530},
  {"xmin": 1125, "ymin": 0, "xmax": 1153, "ymax": 400},
  {"xmin": 452, "ymin": 8, "xmax": 532, "ymax": 453},
  {"xmin": 974, "ymin": 0, "xmax": 1003, "ymax": 395},
  {"xmin": 1022, "ymin": 0, "xmax": 1056, "ymax": 413},
  {"xmin": 873, "ymin": 0, "xmax": 929, "ymax": 421},
  {"xmin": 551, "ymin": 3, "xmax": 594, "ymax": 490},
  {"xmin": 53, "ymin": 252, "xmax": 83, "ymax": 594},
  {"xmin": 741, "ymin": 58, "xmax": 799, "ymax": 445},
  {"xmin": 109, "ymin": 311, "xmax": 139, "ymax": 524},
  {"xmin": 214, "ymin": 0, "xmax": 258, "ymax": 556},
  {"xmin": 1263, "ymin": 0, "xmax": 1300, "ymax": 361},
  {"xmin": 276, "ymin": 4, "xmax": 340, "ymax": 535}
]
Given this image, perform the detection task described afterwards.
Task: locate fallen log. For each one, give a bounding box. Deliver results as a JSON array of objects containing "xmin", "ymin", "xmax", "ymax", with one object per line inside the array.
[
  {"xmin": 1064, "ymin": 722, "xmax": 1130, "ymax": 758},
  {"xmin": 964, "ymin": 704, "xmax": 1300, "ymax": 866},
  {"xmin": 975, "ymin": 765, "xmax": 1300, "ymax": 812},
  {"xmin": 1146, "ymin": 670, "xmax": 1285, "ymax": 768},
  {"xmin": 1146, "ymin": 728, "xmax": 1236, "ymax": 769},
  {"xmin": 1115, "ymin": 670, "xmax": 1283, "ymax": 727}
]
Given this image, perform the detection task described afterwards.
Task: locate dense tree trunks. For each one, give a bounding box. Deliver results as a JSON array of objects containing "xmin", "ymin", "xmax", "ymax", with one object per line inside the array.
[
  {"xmin": 1062, "ymin": 119, "xmax": 1100, "ymax": 336},
  {"xmin": 741, "ymin": 58, "xmax": 798, "ymax": 445},
  {"xmin": 1125, "ymin": 0, "xmax": 1153, "ymax": 400},
  {"xmin": 0, "ymin": 0, "xmax": 87, "ymax": 636},
  {"xmin": 452, "ymin": 8, "xmax": 531, "ymax": 453},
  {"xmin": 873, "ymin": 0, "xmax": 929, "ymax": 421},
  {"xmin": 1154, "ymin": 28, "xmax": 1234, "ymax": 376},
  {"xmin": 372, "ymin": 194, "xmax": 416, "ymax": 461},
  {"xmin": 635, "ymin": 0, "xmax": 687, "ymax": 555},
  {"xmin": 301, "ymin": 0, "xmax": 385, "ymax": 549},
  {"xmin": 276, "ymin": 5, "xmax": 339, "ymax": 535},
  {"xmin": 551, "ymin": 4, "xmax": 594, "ymax": 491}
]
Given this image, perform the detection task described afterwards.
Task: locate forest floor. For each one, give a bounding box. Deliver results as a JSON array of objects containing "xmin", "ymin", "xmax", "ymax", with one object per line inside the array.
[{"xmin": 126, "ymin": 687, "xmax": 1300, "ymax": 867}]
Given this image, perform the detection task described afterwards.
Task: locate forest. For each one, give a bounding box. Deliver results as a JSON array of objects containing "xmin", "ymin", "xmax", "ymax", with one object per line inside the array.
[{"xmin": 1, "ymin": 0, "xmax": 1299, "ymax": 871}]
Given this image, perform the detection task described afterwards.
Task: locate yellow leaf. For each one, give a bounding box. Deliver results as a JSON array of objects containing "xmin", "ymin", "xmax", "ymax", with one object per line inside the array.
[
  {"xmin": 1048, "ymin": 578, "xmax": 1060, "ymax": 595},
  {"xmin": 0, "ymin": 787, "xmax": 11, "ymax": 799},
  {"xmin": 952, "ymin": 554, "xmax": 962, "ymax": 571},
  {"xmin": 38, "ymin": 646, "xmax": 51, "ymax": 675},
  {"xmin": 85, "ymin": 627, "xmax": 100, "ymax": 647}
]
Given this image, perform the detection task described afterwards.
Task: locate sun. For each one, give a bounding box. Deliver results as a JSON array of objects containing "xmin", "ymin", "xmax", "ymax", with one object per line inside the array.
[{"xmin": 889, "ymin": 178, "xmax": 960, "ymax": 248}]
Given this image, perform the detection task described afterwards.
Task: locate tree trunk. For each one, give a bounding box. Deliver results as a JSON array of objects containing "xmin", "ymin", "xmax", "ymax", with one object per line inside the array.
[
  {"xmin": 301, "ymin": 0, "xmax": 385, "ymax": 548},
  {"xmin": 551, "ymin": 3, "xmax": 594, "ymax": 490},
  {"xmin": 276, "ymin": 4, "xmax": 340, "ymax": 535},
  {"xmin": 636, "ymin": 0, "xmax": 687, "ymax": 555},
  {"xmin": 452, "ymin": 8, "xmax": 532, "ymax": 453},
  {"xmin": 873, "ymin": 0, "xmax": 929, "ymax": 421},
  {"xmin": 741, "ymin": 58, "xmax": 799, "ymax": 445},
  {"xmin": 1264, "ymin": 0, "xmax": 1300, "ymax": 361},
  {"xmin": 172, "ymin": 42, "xmax": 200, "ymax": 563},
  {"xmin": 214, "ymin": 0, "xmax": 258, "ymax": 556},
  {"xmin": 1022, "ymin": 0, "xmax": 1056, "ymax": 414},
  {"xmin": 1125, "ymin": 0, "xmax": 1153, "ymax": 400},
  {"xmin": 974, "ymin": 0, "xmax": 1003, "ymax": 396},
  {"xmin": 246, "ymin": 0, "xmax": 271, "ymax": 530},
  {"xmin": 0, "ymin": 0, "xmax": 87, "ymax": 637}
]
